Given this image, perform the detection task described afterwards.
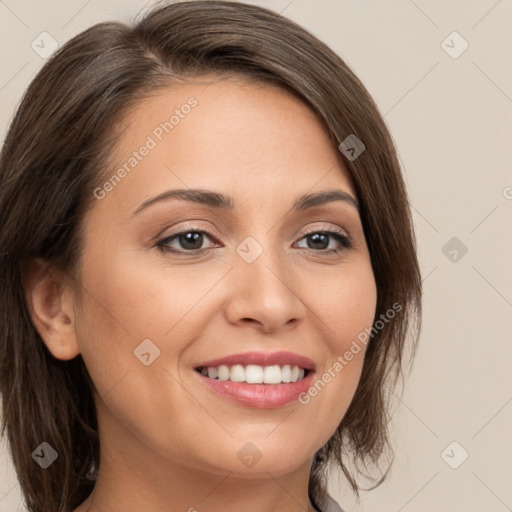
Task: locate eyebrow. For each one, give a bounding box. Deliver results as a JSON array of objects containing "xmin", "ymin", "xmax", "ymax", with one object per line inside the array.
[{"xmin": 131, "ymin": 188, "xmax": 359, "ymax": 216}]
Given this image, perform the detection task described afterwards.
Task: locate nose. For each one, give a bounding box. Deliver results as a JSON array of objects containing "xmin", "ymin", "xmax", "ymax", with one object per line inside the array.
[{"xmin": 223, "ymin": 241, "xmax": 306, "ymax": 333}]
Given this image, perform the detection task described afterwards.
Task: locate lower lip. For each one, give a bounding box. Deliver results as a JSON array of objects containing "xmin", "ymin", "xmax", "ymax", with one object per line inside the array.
[{"xmin": 194, "ymin": 370, "xmax": 315, "ymax": 409}]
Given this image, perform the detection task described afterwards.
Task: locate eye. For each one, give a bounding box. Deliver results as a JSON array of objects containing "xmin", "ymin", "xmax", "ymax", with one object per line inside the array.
[
  {"xmin": 295, "ymin": 229, "xmax": 352, "ymax": 253},
  {"xmin": 155, "ymin": 227, "xmax": 353, "ymax": 254},
  {"xmin": 156, "ymin": 229, "xmax": 218, "ymax": 253}
]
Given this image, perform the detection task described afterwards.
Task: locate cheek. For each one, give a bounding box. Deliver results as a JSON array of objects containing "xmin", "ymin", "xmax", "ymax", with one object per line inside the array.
[
  {"xmin": 82, "ymin": 244, "xmax": 222, "ymax": 332},
  {"xmin": 309, "ymin": 260, "xmax": 377, "ymax": 348},
  {"xmin": 72, "ymin": 254, "xmax": 211, "ymax": 457},
  {"xmin": 296, "ymin": 260, "xmax": 377, "ymax": 417},
  {"xmin": 72, "ymin": 242, "xmax": 223, "ymax": 399}
]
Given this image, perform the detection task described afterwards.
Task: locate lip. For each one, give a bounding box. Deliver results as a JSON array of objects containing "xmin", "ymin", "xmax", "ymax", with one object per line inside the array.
[
  {"xmin": 193, "ymin": 369, "xmax": 315, "ymax": 409},
  {"xmin": 194, "ymin": 350, "xmax": 316, "ymax": 371},
  {"xmin": 192, "ymin": 350, "xmax": 316, "ymax": 409}
]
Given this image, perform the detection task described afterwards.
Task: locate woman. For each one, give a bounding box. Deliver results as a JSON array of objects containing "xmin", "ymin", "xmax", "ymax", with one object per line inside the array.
[{"xmin": 0, "ymin": 1, "xmax": 422, "ymax": 511}]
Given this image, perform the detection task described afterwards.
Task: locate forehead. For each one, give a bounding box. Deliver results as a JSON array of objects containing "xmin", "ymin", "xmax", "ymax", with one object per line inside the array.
[{"xmin": 94, "ymin": 75, "xmax": 356, "ymax": 215}]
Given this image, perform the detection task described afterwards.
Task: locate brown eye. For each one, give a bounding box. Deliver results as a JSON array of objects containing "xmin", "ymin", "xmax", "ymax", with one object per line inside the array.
[
  {"xmin": 155, "ymin": 228, "xmax": 352, "ymax": 255},
  {"xmin": 156, "ymin": 230, "xmax": 217, "ymax": 253},
  {"xmin": 295, "ymin": 230, "xmax": 352, "ymax": 252}
]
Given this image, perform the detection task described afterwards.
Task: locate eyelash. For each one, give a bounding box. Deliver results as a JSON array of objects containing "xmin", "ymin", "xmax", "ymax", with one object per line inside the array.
[{"xmin": 155, "ymin": 226, "xmax": 353, "ymax": 255}]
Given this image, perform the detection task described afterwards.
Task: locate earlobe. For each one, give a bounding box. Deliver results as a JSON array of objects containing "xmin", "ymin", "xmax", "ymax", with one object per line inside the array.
[{"xmin": 23, "ymin": 258, "xmax": 81, "ymax": 361}]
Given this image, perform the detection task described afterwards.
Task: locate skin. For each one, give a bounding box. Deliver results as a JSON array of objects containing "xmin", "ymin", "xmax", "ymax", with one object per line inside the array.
[{"xmin": 25, "ymin": 75, "xmax": 377, "ymax": 512}]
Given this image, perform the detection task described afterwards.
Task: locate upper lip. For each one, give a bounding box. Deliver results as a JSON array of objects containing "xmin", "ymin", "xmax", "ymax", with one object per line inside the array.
[{"xmin": 194, "ymin": 351, "xmax": 316, "ymax": 371}]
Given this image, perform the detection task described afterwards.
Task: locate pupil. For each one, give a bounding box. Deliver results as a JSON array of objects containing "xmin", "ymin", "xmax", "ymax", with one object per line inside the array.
[
  {"xmin": 309, "ymin": 233, "xmax": 328, "ymax": 250},
  {"xmin": 180, "ymin": 232, "xmax": 202, "ymax": 250}
]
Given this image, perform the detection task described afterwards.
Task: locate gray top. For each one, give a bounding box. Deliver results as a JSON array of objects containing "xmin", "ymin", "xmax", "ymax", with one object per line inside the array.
[{"xmin": 319, "ymin": 492, "xmax": 345, "ymax": 512}]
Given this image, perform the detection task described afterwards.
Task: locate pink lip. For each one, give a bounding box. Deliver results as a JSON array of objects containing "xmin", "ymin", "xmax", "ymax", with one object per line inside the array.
[
  {"xmin": 192, "ymin": 350, "xmax": 316, "ymax": 409},
  {"xmin": 194, "ymin": 350, "xmax": 316, "ymax": 370},
  {"xmin": 193, "ymin": 370, "xmax": 315, "ymax": 409}
]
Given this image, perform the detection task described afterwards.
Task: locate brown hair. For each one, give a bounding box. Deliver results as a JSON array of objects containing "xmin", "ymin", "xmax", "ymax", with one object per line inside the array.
[{"xmin": 0, "ymin": 1, "xmax": 421, "ymax": 511}]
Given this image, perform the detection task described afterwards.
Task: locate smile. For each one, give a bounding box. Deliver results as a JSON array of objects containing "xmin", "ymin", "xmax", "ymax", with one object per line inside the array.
[
  {"xmin": 196, "ymin": 364, "xmax": 308, "ymax": 384},
  {"xmin": 192, "ymin": 351, "xmax": 316, "ymax": 408}
]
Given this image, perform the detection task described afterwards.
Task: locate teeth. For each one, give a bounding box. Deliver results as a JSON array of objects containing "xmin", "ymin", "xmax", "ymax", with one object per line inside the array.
[
  {"xmin": 198, "ymin": 364, "xmax": 307, "ymax": 384},
  {"xmin": 263, "ymin": 365, "xmax": 282, "ymax": 384},
  {"xmin": 281, "ymin": 365, "xmax": 292, "ymax": 383},
  {"xmin": 230, "ymin": 364, "xmax": 245, "ymax": 382},
  {"xmin": 245, "ymin": 365, "xmax": 263, "ymax": 383},
  {"xmin": 218, "ymin": 365, "xmax": 230, "ymax": 381}
]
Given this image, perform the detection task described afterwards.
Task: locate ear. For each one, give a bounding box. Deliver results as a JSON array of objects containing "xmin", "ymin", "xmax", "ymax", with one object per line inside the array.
[{"xmin": 23, "ymin": 258, "xmax": 81, "ymax": 361}]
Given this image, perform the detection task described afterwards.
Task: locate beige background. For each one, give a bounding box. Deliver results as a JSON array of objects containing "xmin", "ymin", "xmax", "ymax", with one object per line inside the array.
[{"xmin": 1, "ymin": 0, "xmax": 511, "ymax": 510}]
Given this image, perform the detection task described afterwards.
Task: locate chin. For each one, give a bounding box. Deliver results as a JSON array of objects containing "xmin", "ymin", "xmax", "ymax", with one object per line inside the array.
[{"xmin": 200, "ymin": 436, "xmax": 318, "ymax": 478}]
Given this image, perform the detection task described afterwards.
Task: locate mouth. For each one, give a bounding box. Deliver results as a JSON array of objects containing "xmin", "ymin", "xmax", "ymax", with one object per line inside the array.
[
  {"xmin": 192, "ymin": 351, "xmax": 316, "ymax": 408},
  {"xmin": 194, "ymin": 364, "xmax": 311, "ymax": 384}
]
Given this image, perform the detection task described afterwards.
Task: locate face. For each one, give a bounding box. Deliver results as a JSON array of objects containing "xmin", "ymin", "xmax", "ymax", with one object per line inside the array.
[{"xmin": 70, "ymin": 75, "xmax": 377, "ymax": 479}]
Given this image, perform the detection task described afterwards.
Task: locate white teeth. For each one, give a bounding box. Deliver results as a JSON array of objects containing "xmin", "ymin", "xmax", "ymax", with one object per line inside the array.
[
  {"xmin": 245, "ymin": 365, "xmax": 263, "ymax": 383},
  {"xmin": 263, "ymin": 365, "xmax": 282, "ymax": 384},
  {"xmin": 207, "ymin": 367, "xmax": 218, "ymax": 379},
  {"xmin": 281, "ymin": 365, "xmax": 292, "ymax": 383},
  {"xmin": 230, "ymin": 364, "xmax": 245, "ymax": 382},
  {"xmin": 198, "ymin": 364, "xmax": 308, "ymax": 384},
  {"xmin": 218, "ymin": 365, "xmax": 230, "ymax": 381}
]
